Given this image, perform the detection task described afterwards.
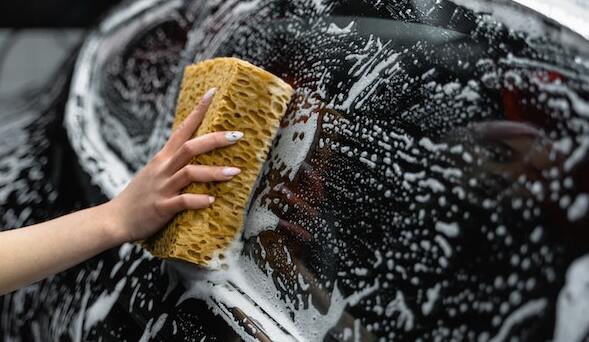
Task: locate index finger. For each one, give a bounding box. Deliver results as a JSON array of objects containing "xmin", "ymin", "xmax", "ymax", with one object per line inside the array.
[{"xmin": 163, "ymin": 87, "xmax": 217, "ymax": 154}]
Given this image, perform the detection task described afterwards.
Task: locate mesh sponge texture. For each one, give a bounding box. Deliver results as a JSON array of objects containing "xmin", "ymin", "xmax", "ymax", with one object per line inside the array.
[{"xmin": 142, "ymin": 57, "xmax": 293, "ymax": 266}]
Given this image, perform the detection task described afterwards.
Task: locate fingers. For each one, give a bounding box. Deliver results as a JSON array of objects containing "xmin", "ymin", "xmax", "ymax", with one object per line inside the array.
[
  {"xmin": 167, "ymin": 165, "xmax": 241, "ymax": 191},
  {"xmin": 164, "ymin": 88, "xmax": 218, "ymax": 154},
  {"xmin": 161, "ymin": 194, "xmax": 215, "ymax": 213},
  {"xmin": 164, "ymin": 131, "xmax": 244, "ymax": 174}
]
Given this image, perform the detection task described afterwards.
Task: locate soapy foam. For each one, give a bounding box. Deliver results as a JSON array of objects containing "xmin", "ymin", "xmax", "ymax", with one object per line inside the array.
[
  {"xmin": 554, "ymin": 255, "xmax": 589, "ymax": 342},
  {"xmin": 30, "ymin": 0, "xmax": 589, "ymax": 341},
  {"xmin": 84, "ymin": 278, "xmax": 127, "ymax": 331}
]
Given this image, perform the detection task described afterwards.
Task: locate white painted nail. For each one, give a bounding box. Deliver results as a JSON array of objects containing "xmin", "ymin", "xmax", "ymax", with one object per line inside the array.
[
  {"xmin": 209, "ymin": 196, "xmax": 216, "ymax": 204},
  {"xmin": 203, "ymin": 87, "xmax": 218, "ymax": 102},
  {"xmin": 225, "ymin": 131, "xmax": 244, "ymax": 142},
  {"xmin": 223, "ymin": 167, "xmax": 241, "ymax": 176}
]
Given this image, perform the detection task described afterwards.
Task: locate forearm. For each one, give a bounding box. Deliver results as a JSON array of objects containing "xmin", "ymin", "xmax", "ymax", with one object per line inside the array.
[
  {"xmin": 0, "ymin": 88, "xmax": 238, "ymax": 296},
  {"xmin": 0, "ymin": 203, "xmax": 122, "ymax": 296}
]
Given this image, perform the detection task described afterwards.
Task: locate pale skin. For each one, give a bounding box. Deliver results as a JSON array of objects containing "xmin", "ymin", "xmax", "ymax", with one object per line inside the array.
[{"xmin": 0, "ymin": 88, "xmax": 240, "ymax": 296}]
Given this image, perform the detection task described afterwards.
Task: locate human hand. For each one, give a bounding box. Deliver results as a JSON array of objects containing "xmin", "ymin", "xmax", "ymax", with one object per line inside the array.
[{"xmin": 105, "ymin": 88, "xmax": 244, "ymax": 243}]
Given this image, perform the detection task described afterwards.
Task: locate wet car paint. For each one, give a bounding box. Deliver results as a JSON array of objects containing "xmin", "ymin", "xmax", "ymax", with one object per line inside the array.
[{"xmin": 2, "ymin": 0, "xmax": 589, "ymax": 341}]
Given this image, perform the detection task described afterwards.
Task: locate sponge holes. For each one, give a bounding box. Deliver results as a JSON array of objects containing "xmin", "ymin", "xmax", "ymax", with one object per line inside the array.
[
  {"xmin": 187, "ymin": 250, "xmax": 202, "ymax": 260},
  {"xmin": 246, "ymin": 107, "xmax": 267, "ymax": 119},
  {"xmin": 249, "ymin": 111, "xmax": 270, "ymax": 126},
  {"xmin": 236, "ymin": 78, "xmax": 249, "ymax": 86},
  {"xmin": 252, "ymin": 138, "xmax": 266, "ymax": 149},
  {"xmin": 261, "ymin": 128, "xmax": 272, "ymax": 137},
  {"xmin": 223, "ymin": 97, "xmax": 237, "ymax": 110},
  {"xmin": 232, "ymin": 156, "xmax": 247, "ymax": 164},
  {"xmin": 238, "ymin": 140, "xmax": 252, "ymax": 148},
  {"xmin": 236, "ymin": 91, "xmax": 251, "ymax": 99},
  {"xmin": 272, "ymin": 101, "xmax": 285, "ymax": 113},
  {"xmin": 239, "ymin": 115, "xmax": 256, "ymax": 126}
]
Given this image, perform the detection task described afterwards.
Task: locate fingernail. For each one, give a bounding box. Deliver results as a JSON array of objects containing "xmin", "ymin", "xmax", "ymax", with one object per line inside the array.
[
  {"xmin": 223, "ymin": 167, "xmax": 241, "ymax": 176},
  {"xmin": 209, "ymin": 196, "xmax": 216, "ymax": 204},
  {"xmin": 226, "ymin": 131, "xmax": 244, "ymax": 142},
  {"xmin": 203, "ymin": 88, "xmax": 218, "ymax": 102}
]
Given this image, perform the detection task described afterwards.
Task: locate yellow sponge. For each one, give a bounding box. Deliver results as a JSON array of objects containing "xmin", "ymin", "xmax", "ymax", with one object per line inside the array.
[{"xmin": 142, "ymin": 57, "xmax": 293, "ymax": 266}]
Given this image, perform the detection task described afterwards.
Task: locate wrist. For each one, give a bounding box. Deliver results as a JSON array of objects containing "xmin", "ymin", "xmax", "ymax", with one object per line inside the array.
[{"xmin": 95, "ymin": 200, "xmax": 130, "ymax": 246}]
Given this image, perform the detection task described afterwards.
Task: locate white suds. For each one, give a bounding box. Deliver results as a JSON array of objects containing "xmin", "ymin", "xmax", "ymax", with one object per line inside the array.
[
  {"xmin": 567, "ymin": 194, "xmax": 589, "ymax": 222},
  {"xmin": 84, "ymin": 278, "xmax": 126, "ymax": 331},
  {"xmin": 435, "ymin": 221, "xmax": 460, "ymax": 238},
  {"xmin": 139, "ymin": 313, "xmax": 168, "ymax": 342}
]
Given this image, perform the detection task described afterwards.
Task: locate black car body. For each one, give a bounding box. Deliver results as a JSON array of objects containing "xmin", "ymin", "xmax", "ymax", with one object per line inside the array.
[{"xmin": 2, "ymin": 0, "xmax": 589, "ymax": 341}]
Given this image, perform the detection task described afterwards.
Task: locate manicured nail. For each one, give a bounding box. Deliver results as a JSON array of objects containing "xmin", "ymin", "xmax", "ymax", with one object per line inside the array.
[
  {"xmin": 209, "ymin": 196, "xmax": 216, "ymax": 204},
  {"xmin": 203, "ymin": 88, "xmax": 218, "ymax": 102},
  {"xmin": 226, "ymin": 131, "xmax": 244, "ymax": 142},
  {"xmin": 223, "ymin": 167, "xmax": 241, "ymax": 176}
]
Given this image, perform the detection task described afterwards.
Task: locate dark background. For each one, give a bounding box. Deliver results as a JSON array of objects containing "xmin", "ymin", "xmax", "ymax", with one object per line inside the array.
[{"xmin": 0, "ymin": 0, "xmax": 123, "ymax": 27}]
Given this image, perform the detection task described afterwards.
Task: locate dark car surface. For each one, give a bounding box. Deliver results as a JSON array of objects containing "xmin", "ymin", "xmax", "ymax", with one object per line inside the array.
[{"xmin": 2, "ymin": 0, "xmax": 589, "ymax": 341}]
